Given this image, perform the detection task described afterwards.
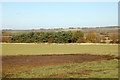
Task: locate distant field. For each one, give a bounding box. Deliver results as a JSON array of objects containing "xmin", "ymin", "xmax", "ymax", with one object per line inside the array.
[{"xmin": 2, "ymin": 44, "xmax": 118, "ymax": 56}]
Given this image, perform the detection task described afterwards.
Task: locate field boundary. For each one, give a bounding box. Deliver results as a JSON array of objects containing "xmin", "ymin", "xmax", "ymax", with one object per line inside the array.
[{"xmin": 0, "ymin": 43, "xmax": 118, "ymax": 45}]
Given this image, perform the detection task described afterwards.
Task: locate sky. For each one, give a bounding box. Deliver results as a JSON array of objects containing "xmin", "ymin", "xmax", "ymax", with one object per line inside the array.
[{"xmin": 1, "ymin": 2, "xmax": 118, "ymax": 30}]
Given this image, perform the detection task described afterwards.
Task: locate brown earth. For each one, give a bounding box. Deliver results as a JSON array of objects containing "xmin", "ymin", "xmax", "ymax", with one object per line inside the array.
[{"xmin": 2, "ymin": 54, "xmax": 118, "ymax": 69}]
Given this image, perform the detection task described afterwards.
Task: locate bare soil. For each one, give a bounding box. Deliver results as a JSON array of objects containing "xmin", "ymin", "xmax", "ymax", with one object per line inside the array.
[{"xmin": 2, "ymin": 54, "xmax": 118, "ymax": 69}]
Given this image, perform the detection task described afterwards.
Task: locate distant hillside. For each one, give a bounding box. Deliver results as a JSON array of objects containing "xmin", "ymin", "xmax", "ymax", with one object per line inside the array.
[
  {"xmin": 100, "ymin": 26, "xmax": 120, "ymax": 28},
  {"xmin": 2, "ymin": 26, "xmax": 119, "ymax": 36}
]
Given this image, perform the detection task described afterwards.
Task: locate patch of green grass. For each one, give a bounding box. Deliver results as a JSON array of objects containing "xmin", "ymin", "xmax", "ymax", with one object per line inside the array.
[
  {"xmin": 2, "ymin": 44, "xmax": 118, "ymax": 56},
  {"xmin": 3, "ymin": 59, "xmax": 118, "ymax": 78}
]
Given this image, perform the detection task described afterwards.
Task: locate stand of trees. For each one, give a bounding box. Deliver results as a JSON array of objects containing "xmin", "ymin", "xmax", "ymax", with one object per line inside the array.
[
  {"xmin": 2, "ymin": 30, "xmax": 119, "ymax": 43},
  {"xmin": 11, "ymin": 31, "xmax": 73, "ymax": 43}
]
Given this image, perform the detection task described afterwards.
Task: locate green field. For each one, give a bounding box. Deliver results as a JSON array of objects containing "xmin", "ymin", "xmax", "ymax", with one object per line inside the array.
[
  {"xmin": 2, "ymin": 44, "xmax": 118, "ymax": 56},
  {"xmin": 2, "ymin": 44, "xmax": 119, "ymax": 78}
]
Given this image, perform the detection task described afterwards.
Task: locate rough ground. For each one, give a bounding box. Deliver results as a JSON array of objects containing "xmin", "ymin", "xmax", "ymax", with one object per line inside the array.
[
  {"xmin": 2, "ymin": 54, "xmax": 119, "ymax": 78},
  {"xmin": 2, "ymin": 54, "xmax": 118, "ymax": 69}
]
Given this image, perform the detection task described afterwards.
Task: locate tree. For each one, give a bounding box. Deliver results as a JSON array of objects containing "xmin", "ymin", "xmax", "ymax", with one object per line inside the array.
[
  {"xmin": 77, "ymin": 37, "xmax": 86, "ymax": 43},
  {"xmin": 86, "ymin": 31, "xmax": 97, "ymax": 43},
  {"xmin": 48, "ymin": 37, "xmax": 54, "ymax": 43},
  {"xmin": 33, "ymin": 32, "xmax": 39, "ymax": 43},
  {"xmin": 65, "ymin": 31, "xmax": 72, "ymax": 43},
  {"xmin": 71, "ymin": 31, "xmax": 84, "ymax": 43},
  {"xmin": 110, "ymin": 33, "xmax": 118, "ymax": 43},
  {"xmin": 96, "ymin": 34, "xmax": 101, "ymax": 43},
  {"xmin": 101, "ymin": 35, "xmax": 106, "ymax": 43}
]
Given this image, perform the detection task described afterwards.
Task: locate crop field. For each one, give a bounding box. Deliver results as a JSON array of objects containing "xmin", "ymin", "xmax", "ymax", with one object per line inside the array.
[
  {"xmin": 2, "ymin": 44, "xmax": 119, "ymax": 78},
  {"xmin": 2, "ymin": 44, "xmax": 118, "ymax": 56}
]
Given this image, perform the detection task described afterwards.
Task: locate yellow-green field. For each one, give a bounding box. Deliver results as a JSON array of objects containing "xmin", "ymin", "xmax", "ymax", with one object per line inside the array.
[{"xmin": 2, "ymin": 44, "xmax": 118, "ymax": 56}]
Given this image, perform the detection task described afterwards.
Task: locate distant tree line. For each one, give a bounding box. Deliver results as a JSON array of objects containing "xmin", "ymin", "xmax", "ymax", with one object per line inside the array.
[{"xmin": 1, "ymin": 30, "xmax": 120, "ymax": 44}]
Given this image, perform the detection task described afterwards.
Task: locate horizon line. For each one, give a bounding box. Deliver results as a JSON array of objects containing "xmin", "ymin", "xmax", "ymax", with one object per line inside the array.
[{"xmin": 1, "ymin": 26, "xmax": 119, "ymax": 30}]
